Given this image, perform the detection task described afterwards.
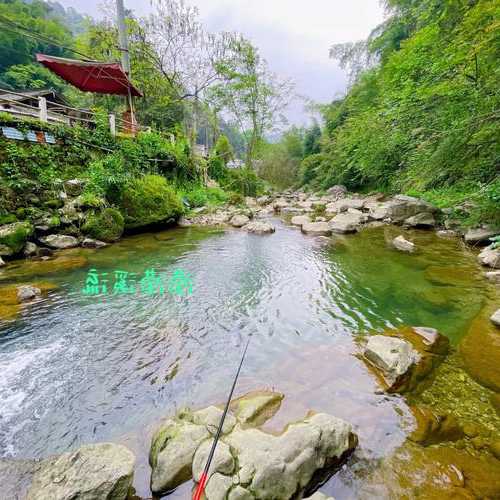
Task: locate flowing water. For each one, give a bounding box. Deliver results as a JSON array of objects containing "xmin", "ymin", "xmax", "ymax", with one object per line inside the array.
[{"xmin": 0, "ymin": 218, "xmax": 496, "ymax": 498}]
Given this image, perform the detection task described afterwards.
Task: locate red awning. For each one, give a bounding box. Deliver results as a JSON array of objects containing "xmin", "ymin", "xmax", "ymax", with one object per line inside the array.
[{"xmin": 36, "ymin": 54, "xmax": 142, "ymax": 97}]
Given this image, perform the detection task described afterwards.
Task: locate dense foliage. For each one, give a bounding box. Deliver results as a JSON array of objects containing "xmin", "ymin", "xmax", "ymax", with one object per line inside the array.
[{"xmin": 305, "ymin": 0, "xmax": 499, "ymax": 226}]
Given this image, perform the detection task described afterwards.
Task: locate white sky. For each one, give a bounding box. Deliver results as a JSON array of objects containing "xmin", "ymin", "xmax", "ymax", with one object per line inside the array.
[{"xmin": 58, "ymin": 0, "xmax": 386, "ymax": 124}]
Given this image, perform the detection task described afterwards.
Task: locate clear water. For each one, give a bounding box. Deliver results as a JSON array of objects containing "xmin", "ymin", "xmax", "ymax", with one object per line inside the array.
[{"xmin": 0, "ymin": 219, "xmax": 489, "ymax": 498}]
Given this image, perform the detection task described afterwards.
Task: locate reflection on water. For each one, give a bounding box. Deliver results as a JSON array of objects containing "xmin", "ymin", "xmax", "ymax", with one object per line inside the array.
[{"xmin": 0, "ymin": 220, "xmax": 489, "ymax": 497}]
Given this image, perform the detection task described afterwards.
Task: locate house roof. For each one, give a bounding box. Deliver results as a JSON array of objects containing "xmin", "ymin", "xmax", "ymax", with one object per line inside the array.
[{"xmin": 0, "ymin": 89, "xmax": 66, "ymax": 104}]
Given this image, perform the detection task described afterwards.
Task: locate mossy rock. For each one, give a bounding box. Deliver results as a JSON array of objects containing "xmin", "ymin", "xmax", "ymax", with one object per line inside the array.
[
  {"xmin": 0, "ymin": 222, "xmax": 33, "ymax": 255},
  {"xmin": 43, "ymin": 199, "xmax": 64, "ymax": 209},
  {"xmin": 82, "ymin": 208, "xmax": 124, "ymax": 242},
  {"xmin": 120, "ymin": 175, "xmax": 184, "ymax": 229},
  {"xmin": 0, "ymin": 213, "xmax": 17, "ymax": 225}
]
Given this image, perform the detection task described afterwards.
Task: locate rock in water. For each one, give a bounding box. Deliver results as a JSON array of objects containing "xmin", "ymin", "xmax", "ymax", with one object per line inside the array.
[
  {"xmin": 478, "ymin": 246, "xmax": 500, "ymax": 269},
  {"xmin": 23, "ymin": 242, "xmax": 38, "ymax": 257},
  {"xmin": 485, "ymin": 271, "xmax": 500, "ymax": 283},
  {"xmin": 291, "ymin": 215, "xmax": 311, "ymax": 227},
  {"xmin": 39, "ymin": 234, "xmax": 79, "ymax": 249},
  {"xmin": 362, "ymin": 327, "xmax": 449, "ymax": 393},
  {"xmin": 81, "ymin": 238, "xmax": 107, "ymax": 249},
  {"xmin": 364, "ymin": 336, "xmax": 419, "ymax": 387},
  {"xmin": 244, "ymin": 221, "xmax": 275, "ymax": 234},
  {"xmin": 17, "ymin": 285, "xmax": 41, "ymax": 303},
  {"xmin": 491, "ymin": 309, "xmax": 500, "ymax": 327},
  {"xmin": 230, "ymin": 214, "xmax": 250, "ymax": 228},
  {"xmin": 301, "ymin": 222, "xmax": 332, "ymax": 236},
  {"xmin": 393, "ymin": 235, "xmax": 415, "ymax": 253},
  {"xmin": 409, "ymin": 406, "xmax": 464, "ymax": 446},
  {"xmin": 464, "ymin": 227, "xmax": 498, "ymax": 245},
  {"xmin": 150, "ymin": 391, "xmax": 356, "ymax": 498},
  {"xmin": 27, "ymin": 443, "xmax": 135, "ymax": 500},
  {"xmin": 328, "ymin": 212, "xmax": 364, "ymax": 234}
]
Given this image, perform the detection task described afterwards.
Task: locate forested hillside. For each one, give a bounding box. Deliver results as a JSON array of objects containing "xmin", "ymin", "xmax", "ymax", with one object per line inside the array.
[{"xmin": 301, "ymin": 0, "xmax": 499, "ymax": 226}]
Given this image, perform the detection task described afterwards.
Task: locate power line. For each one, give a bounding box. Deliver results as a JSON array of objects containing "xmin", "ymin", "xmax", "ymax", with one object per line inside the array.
[{"xmin": 0, "ymin": 14, "xmax": 96, "ymax": 61}]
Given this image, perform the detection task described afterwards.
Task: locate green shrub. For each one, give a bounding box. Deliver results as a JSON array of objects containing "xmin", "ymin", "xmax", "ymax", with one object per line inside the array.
[
  {"xmin": 219, "ymin": 168, "xmax": 263, "ymax": 197},
  {"xmin": 120, "ymin": 175, "xmax": 184, "ymax": 229},
  {"xmin": 82, "ymin": 208, "xmax": 124, "ymax": 242}
]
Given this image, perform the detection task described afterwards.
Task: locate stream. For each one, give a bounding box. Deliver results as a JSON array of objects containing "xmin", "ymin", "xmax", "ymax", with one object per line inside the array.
[{"xmin": 0, "ymin": 217, "xmax": 497, "ymax": 498}]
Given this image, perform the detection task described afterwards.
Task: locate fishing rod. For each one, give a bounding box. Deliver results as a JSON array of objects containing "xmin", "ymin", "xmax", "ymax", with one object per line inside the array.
[{"xmin": 193, "ymin": 336, "xmax": 251, "ymax": 500}]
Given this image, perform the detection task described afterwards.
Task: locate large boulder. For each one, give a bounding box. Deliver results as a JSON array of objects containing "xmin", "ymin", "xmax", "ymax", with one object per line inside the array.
[
  {"xmin": 478, "ymin": 246, "xmax": 500, "ymax": 269},
  {"xmin": 291, "ymin": 215, "xmax": 311, "ymax": 227},
  {"xmin": 82, "ymin": 208, "xmax": 124, "ymax": 243},
  {"xmin": 39, "ymin": 234, "xmax": 79, "ymax": 249},
  {"xmin": 0, "ymin": 222, "xmax": 34, "ymax": 256},
  {"xmin": 243, "ymin": 221, "xmax": 275, "ymax": 235},
  {"xmin": 328, "ymin": 212, "xmax": 364, "ymax": 234},
  {"xmin": 404, "ymin": 212, "xmax": 436, "ymax": 228},
  {"xmin": 362, "ymin": 326, "xmax": 449, "ymax": 393},
  {"xmin": 465, "ymin": 227, "xmax": 498, "ymax": 245},
  {"xmin": 27, "ymin": 443, "xmax": 135, "ymax": 500},
  {"xmin": 370, "ymin": 195, "xmax": 438, "ymax": 223},
  {"xmin": 150, "ymin": 391, "xmax": 357, "ymax": 499},
  {"xmin": 301, "ymin": 222, "xmax": 331, "ymax": 236},
  {"xmin": 230, "ymin": 214, "xmax": 250, "ymax": 228}
]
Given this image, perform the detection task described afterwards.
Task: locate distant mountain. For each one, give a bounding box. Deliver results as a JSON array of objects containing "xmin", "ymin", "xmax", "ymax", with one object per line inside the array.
[{"xmin": 22, "ymin": 0, "xmax": 90, "ymax": 34}]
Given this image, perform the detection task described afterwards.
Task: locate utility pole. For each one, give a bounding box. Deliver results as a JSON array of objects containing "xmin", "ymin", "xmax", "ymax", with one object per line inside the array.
[{"xmin": 115, "ymin": 0, "xmax": 136, "ymax": 131}]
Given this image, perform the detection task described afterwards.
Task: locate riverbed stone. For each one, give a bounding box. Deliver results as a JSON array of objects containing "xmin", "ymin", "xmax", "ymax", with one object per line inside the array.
[
  {"xmin": 192, "ymin": 439, "xmax": 235, "ymax": 481},
  {"xmin": 485, "ymin": 271, "xmax": 500, "ymax": 283},
  {"xmin": 464, "ymin": 227, "xmax": 498, "ymax": 245},
  {"xmin": 81, "ymin": 238, "xmax": 107, "ymax": 249},
  {"xmin": 291, "ymin": 215, "xmax": 311, "ymax": 227},
  {"xmin": 326, "ymin": 185, "xmax": 347, "ymax": 199},
  {"xmin": 404, "ymin": 212, "xmax": 436, "ymax": 228},
  {"xmin": 393, "ymin": 235, "xmax": 415, "ymax": 253},
  {"xmin": 301, "ymin": 222, "xmax": 331, "ymax": 236},
  {"xmin": 243, "ymin": 221, "xmax": 275, "ymax": 234},
  {"xmin": 409, "ymin": 406, "xmax": 464, "ymax": 446},
  {"xmin": 0, "ymin": 222, "xmax": 34, "ymax": 255},
  {"xmin": 0, "ymin": 256, "xmax": 5, "ymax": 267},
  {"xmin": 230, "ymin": 214, "xmax": 250, "ymax": 228},
  {"xmin": 17, "ymin": 285, "xmax": 41, "ymax": 302},
  {"xmin": 229, "ymin": 390, "xmax": 284, "ymax": 426},
  {"xmin": 461, "ymin": 308, "xmax": 500, "ymax": 392},
  {"xmin": 329, "ymin": 212, "xmax": 364, "ymax": 234},
  {"xmin": 273, "ymin": 198, "xmax": 289, "ymax": 211},
  {"xmin": 192, "ymin": 405, "xmax": 236, "ymax": 435},
  {"xmin": 23, "ymin": 242, "xmax": 38, "ymax": 257},
  {"xmin": 478, "ymin": 246, "xmax": 500, "ymax": 269},
  {"xmin": 362, "ymin": 326, "xmax": 449, "ymax": 393},
  {"xmin": 490, "ymin": 309, "xmax": 500, "ymax": 327},
  {"xmin": 364, "ymin": 336, "xmax": 419, "ymax": 388},
  {"xmin": 150, "ymin": 391, "xmax": 356, "ymax": 499},
  {"xmin": 39, "ymin": 234, "xmax": 79, "ymax": 249},
  {"xmin": 27, "ymin": 443, "xmax": 135, "ymax": 500},
  {"xmin": 370, "ymin": 195, "xmax": 438, "ymax": 223}
]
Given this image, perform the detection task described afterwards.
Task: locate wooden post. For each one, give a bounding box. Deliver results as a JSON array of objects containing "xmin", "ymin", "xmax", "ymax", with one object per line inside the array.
[
  {"xmin": 109, "ymin": 113, "xmax": 116, "ymax": 136},
  {"xmin": 38, "ymin": 96, "xmax": 48, "ymax": 122}
]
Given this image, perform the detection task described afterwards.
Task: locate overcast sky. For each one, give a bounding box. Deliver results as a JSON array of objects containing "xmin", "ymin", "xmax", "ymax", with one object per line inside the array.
[{"xmin": 59, "ymin": 0, "xmax": 386, "ymax": 124}]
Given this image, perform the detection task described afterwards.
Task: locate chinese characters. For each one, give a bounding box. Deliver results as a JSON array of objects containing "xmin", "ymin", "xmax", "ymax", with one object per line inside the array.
[{"xmin": 81, "ymin": 268, "xmax": 193, "ymax": 297}]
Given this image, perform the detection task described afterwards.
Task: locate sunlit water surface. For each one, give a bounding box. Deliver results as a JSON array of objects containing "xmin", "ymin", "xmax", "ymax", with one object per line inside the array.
[{"xmin": 0, "ymin": 219, "xmax": 489, "ymax": 498}]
